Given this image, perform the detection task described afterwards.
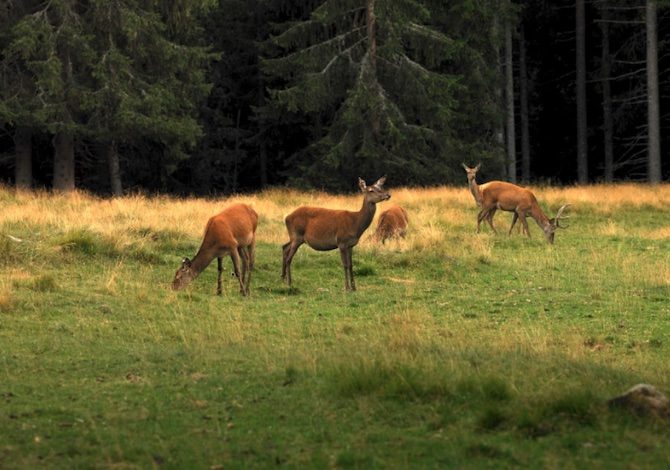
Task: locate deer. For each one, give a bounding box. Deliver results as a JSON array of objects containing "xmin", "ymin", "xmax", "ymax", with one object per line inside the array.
[
  {"xmin": 463, "ymin": 162, "xmax": 498, "ymax": 232},
  {"xmin": 462, "ymin": 162, "xmax": 483, "ymax": 207},
  {"xmin": 172, "ymin": 203, "xmax": 258, "ymax": 296},
  {"xmin": 475, "ymin": 180, "xmax": 570, "ymax": 244},
  {"xmin": 374, "ymin": 205, "xmax": 408, "ymax": 243},
  {"xmin": 281, "ymin": 176, "xmax": 390, "ymax": 291}
]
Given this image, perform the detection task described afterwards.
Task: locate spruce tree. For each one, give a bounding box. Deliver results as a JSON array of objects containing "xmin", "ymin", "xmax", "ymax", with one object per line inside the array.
[
  {"xmin": 262, "ymin": 0, "xmax": 466, "ymax": 190},
  {"xmin": 0, "ymin": 0, "xmax": 212, "ymax": 192}
]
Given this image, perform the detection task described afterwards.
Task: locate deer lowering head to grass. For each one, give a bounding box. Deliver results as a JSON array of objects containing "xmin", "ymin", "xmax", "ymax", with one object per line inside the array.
[
  {"xmin": 282, "ymin": 176, "xmax": 390, "ymax": 291},
  {"xmin": 172, "ymin": 203, "xmax": 258, "ymax": 296},
  {"xmin": 374, "ymin": 205, "xmax": 408, "ymax": 243},
  {"xmin": 476, "ymin": 181, "xmax": 570, "ymax": 244}
]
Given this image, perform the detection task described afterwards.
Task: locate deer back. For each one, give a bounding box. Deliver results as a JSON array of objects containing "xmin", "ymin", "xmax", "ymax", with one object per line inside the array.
[
  {"xmin": 286, "ymin": 206, "xmax": 361, "ymax": 240},
  {"xmin": 480, "ymin": 181, "xmax": 537, "ymax": 212},
  {"xmin": 375, "ymin": 205, "xmax": 408, "ymax": 241},
  {"xmin": 205, "ymin": 203, "xmax": 258, "ymax": 248}
]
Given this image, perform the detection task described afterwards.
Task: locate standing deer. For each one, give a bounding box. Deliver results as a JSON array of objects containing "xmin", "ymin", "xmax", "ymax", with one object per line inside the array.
[
  {"xmin": 374, "ymin": 205, "xmax": 408, "ymax": 243},
  {"xmin": 475, "ymin": 181, "xmax": 570, "ymax": 244},
  {"xmin": 282, "ymin": 176, "xmax": 390, "ymax": 291},
  {"xmin": 463, "ymin": 162, "xmax": 498, "ymax": 232},
  {"xmin": 462, "ymin": 163, "xmax": 483, "ymax": 207},
  {"xmin": 172, "ymin": 203, "xmax": 258, "ymax": 296}
]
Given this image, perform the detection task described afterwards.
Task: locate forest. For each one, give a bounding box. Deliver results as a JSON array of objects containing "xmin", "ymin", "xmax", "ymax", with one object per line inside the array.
[{"xmin": 1, "ymin": 0, "xmax": 669, "ymax": 194}]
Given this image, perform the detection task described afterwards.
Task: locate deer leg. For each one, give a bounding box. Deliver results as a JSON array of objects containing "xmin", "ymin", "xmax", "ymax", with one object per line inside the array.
[
  {"xmin": 238, "ymin": 246, "xmax": 250, "ymax": 295},
  {"xmin": 217, "ymin": 257, "xmax": 223, "ymax": 296},
  {"xmin": 486, "ymin": 208, "xmax": 497, "ymax": 234},
  {"xmin": 476, "ymin": 209, "xmax": 487, "ymax": 233},
  {"xmin": 281, "ymin": 242, "xmax": 290, "ymax": 281},
  {"xmin": 348, "ymin": 247, "xmax": 356, "ymax": 291},
  {"xmin": 283, "ymin": 240, "xmax": 302, "ymax": 287},
  {"xmin": 520, "ymin": 212, "xmax": 531, "ymax": 238},
  {"xmin": 507, "ymin": 211, "xmax": 519, "ymax": 236},
  {"xmin": 243, "ymin": 246, "xmax": 252, "ymax": 294},
  {"xmin": 339, "ymin": 246, "xmax": 352, "ymax": 291},
  {"xmin": 230, "ymin": 249, "xmax": 245, "ymax": 295}
]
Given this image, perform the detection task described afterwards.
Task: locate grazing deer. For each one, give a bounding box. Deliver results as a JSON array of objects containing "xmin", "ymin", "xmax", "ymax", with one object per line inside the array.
[
  {"xmin": 476, "ymin": 181, "xmax": 570, "ymax": 244},
  {"xmin": 172, "ymin": 203, "xmax": 258, "ymax": 296},
  {"xmin": 282, "ymin": 176, "xmax": 390, "ymax": 291},
  {"xmin": 374, "ymin": 205, "xmax": 408, "ymax": 243}
]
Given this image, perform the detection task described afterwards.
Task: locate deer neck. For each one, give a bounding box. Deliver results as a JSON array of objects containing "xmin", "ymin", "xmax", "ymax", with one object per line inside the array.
[
  {"xmin": 468, "ymin": 177, "xmax": 483, "ymax": 206},
  {"xmin": 354, "ymin": 198, "xmax": 378, "ymax": 238},
  {"xmin": 530, "ymin": 203, "xmax": 551, "ymax": 230},
  {"xmin": 189, "ymin": 245, "xmax": 216, "ymax": 278}
]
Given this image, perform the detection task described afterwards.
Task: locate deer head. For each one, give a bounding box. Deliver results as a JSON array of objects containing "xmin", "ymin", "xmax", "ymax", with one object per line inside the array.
[
  {"xmin": 543, "ymin": 204, "xmax": 571, "ymax": 244},
  {"xmin": 172, "ymin": 257, "xmax": 196, "ymax": 290},
  {"xmin": 359, "ymin": 176, "xmax": 390, "ymax": 204},
  {"xmin": 462, "ymin": 163, "xmax": 481, "ymax": 182}
]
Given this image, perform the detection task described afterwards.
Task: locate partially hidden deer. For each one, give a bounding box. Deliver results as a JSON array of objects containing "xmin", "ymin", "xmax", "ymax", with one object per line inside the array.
[
  {"xmin": 462, "ymin": 162, "xmax": 483, "ymax": 207},
  {"xmin": 463, "ymin": 162, "xmax": 498, "ymax": 232},
  {"xmin": 374, "ymin": 205, "xmax": 408, "ymax": 243},
  {"xmin": 476, "ymin": 180, "xmax": 570, "ymax": 244},
  {"xmin": 282, "ymin": 176, "xmax": 390, "ymax": 291},
  {"xmin": 172, "ymin": 203, "xmax": 258, "ymax": 296}
]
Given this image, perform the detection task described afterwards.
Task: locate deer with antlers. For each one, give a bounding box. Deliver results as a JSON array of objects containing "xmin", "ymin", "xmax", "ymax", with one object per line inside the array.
[
  {"xmin": 476, "ymin": 180, "xmax": 570, "ymax": 244},
  {"xmin": 282, "ymin": 176, "xmax": 390, "ymax": 291},
  {"xmin": 374, "ymin": 205, "xmax": 408, "ymax": 243},
  {"xmin": 172, "ymin": 203, "xmax": 258, "ymax": 296}
]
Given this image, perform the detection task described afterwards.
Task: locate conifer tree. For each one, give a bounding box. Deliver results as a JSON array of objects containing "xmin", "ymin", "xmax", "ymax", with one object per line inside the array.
[
  {"xmin": 262, "ymin": 0, "xmax": 466, "ymax": 190},
  {"xmin": 0, "ymin": 0, "xmax": 212, "ymax": 192},
  {"xmin": 82, "ymin": 0, "xmax": 212, "ymax": 194}
]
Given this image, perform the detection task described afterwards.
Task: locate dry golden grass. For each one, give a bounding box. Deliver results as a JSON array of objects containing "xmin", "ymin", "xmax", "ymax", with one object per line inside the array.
[{"xmin": 2, "ymin": 183, "xmax": 670, "ymax": 249}]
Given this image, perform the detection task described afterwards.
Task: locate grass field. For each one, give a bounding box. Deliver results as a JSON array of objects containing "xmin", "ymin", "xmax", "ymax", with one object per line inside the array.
[{"xmin": 1, "ymin": 183, "xmax": 669, "ymax": 468}]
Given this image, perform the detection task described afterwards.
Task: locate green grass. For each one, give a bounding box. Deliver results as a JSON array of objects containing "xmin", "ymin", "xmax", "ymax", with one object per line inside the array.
[{"xmin": 1, "ymin": 195, "xmax": 670, "ymax": 468}]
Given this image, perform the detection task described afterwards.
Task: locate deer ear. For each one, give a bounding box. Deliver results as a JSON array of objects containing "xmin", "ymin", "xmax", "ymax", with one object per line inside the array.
[
  {"xmin": 358, "ymin": 177, "xmax": 367, "ymax": 191},
  {"xmin": 373, "ymin": 175, "xmax": 386, "ymax": 188},
  {"xmin": 462, "ymin": 163, "xmax": 469, "ymax": 171},
  {"xmin": 475, "ymin": 163, "xmax": 481, "ymax": 171}
]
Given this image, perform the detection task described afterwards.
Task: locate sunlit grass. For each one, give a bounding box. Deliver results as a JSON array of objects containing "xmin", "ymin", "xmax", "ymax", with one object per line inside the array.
[{"xmin": 1, "ymin": 183, "xmax": 670, "ymax": 467}]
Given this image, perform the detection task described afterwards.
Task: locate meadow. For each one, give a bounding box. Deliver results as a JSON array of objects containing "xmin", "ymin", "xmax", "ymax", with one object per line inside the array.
[{"xmin": 1, "ymin": 183, "xmax": 669, "ymax": 468}]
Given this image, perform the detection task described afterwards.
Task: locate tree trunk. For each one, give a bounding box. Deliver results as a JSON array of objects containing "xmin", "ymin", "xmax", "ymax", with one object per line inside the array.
[
  {"xmin": 505, "ymin": 20, "xmax": 516, "ymax": 183},
  {"xmin": 104, "ymin": 140, "xmax": 123, "ymax": 196},
  {"xmin": 14, "ymin": 127, "xmax": 32, "ymax": 189},
  {"xmin": 576, "ymin": 0, "xmax": 588, "ymax": 183},
  {"xmin": 646, "ymin": 0, "xmax": 661, "ymax": 183},
  {"xmin": 53, "ymin": 132, "xmax": 75, "ymax": 191},
  {"xmin": 258, "ymin": 76, "xmax": 268, "ymax": 188},
  {"xmin": 519, "ymin": 25, "xmax": 530, "ymax": 182},
  {"xmin": 366, "ymin": 0, "xmax": 380, "ymax": 138},
  {"xmin": 493, "ymin": 13, "xmax": 505, "ymax": 170},
  {"xmin": 366, "ymin": 0, "xmax": 376, "ymax": 70},
  {"xmin": 600, "ymin": 9, "xmax": 614, "ymax": 182}
]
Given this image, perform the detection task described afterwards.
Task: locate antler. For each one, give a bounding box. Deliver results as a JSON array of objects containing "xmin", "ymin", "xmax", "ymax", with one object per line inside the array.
[{"xmin": 554, "ymin": 204, "xmax": 571, "ymax": 228}]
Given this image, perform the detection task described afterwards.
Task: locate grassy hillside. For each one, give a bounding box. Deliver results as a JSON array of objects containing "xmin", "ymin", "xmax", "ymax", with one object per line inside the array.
[{"xmin": 1, "ymin": 184, "xmax": 669, "ymax": 468}]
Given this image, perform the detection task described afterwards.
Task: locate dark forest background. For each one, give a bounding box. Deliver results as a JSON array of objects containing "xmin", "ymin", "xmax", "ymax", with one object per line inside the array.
[{"xmin": 1, "ymin": 0, "xmax": 669, "ymax": 195}]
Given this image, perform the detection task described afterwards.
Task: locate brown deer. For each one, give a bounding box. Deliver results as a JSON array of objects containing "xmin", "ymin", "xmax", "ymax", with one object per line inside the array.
[
  {"xmin": 282, "ymin": 176, "xmax": 390, "ymax": 291},
  {"xmin": 374, "ymin": 205, "xmax": 408, "ymax": 243},
  {"xmin": 462, "ymin": 162, "xmax": 483, "ymax": 207},
  {"xmin": 463, "ymin": 162, "xmax": 498, "ymax": 232},
  {"xmin": 172, "ymin": 203, "xmax": 258, "ymax": 296},
  {"xmin": 475, "ymin": 181, "xmax": 570, "ymax": 244}
]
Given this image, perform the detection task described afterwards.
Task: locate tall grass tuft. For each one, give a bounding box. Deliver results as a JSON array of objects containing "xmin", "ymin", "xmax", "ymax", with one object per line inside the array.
[{"xmin": 55, "ymin": 228, "xmax": 116, "ymax": 256}]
